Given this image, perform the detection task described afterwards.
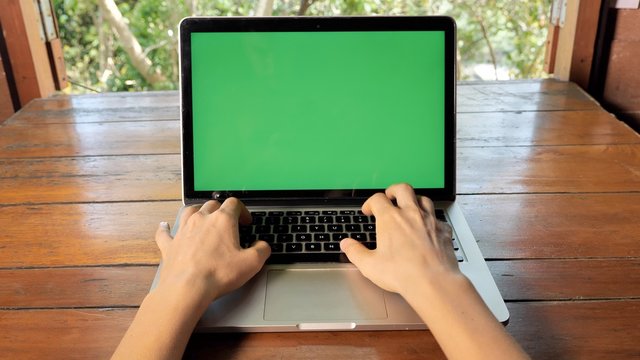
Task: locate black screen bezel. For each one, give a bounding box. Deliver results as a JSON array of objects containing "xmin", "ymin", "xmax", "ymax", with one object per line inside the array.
[{"xmin": 180, "ymin": 16, "xmax": 456, "ymax": 204}]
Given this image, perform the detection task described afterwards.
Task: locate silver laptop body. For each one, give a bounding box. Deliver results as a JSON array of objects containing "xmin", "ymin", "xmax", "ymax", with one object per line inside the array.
[{"xmin": 152, "ymin": 16, "xmax": 509, "ymax": 332}]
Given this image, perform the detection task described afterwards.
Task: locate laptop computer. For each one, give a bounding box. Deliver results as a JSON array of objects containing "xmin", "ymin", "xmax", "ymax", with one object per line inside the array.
[{"xmin": 152, "ymin": 15, "xmax": 509, "ymax": 332}]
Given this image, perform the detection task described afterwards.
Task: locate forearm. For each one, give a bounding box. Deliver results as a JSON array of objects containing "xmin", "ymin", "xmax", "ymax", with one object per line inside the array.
[
  {"xmin": 403, "ymin": 273, "xmax": 529, "ymax": 360},
  {"xmin": 111, "ymin": 284, "xmax": 209, "ymax": 360}
]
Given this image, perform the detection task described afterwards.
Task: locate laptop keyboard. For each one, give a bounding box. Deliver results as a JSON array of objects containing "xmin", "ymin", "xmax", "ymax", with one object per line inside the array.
[{"xmin": 239, "ymin": 209, "xmax": 465, "ymax": 264}]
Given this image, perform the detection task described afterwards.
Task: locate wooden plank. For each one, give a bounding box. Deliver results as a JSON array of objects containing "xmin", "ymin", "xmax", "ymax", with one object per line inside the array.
[
  {"xmin": 458, "ymin": 194, "xmax": 640, "ymax": 259},
  {"xmin": 22, "ymin": 91, "xmax": 179, "ymax": 112},
  {"xmin": 0, "ymin": 145, "xmax": 638, "ymax": 204},
  {"xmin": 0, "ymin": 194, "xmax": 637, "ymax": 268},
  {"xmin": 0, "ymin": 51, "xmax": 15, "ymax": 123},
  {"xmin": 0, "ymin": 301, "xmax": 638, "ymax": 359},
  {"xmin": 457, "ymin": 80, "xmax": 600, "ymax": 113},
  {"xmin": 489, "ymin": 259, "xmax": 640, "ymax": 301},
  {"xmin": 0, "ymin": 155, "xmax": 181, "ymax": 204},
  {"xmin": 613, "ymin": 9, "xmax": 640, "ymax": 41},
  {"xmin": 569, "ymin": 0, "xmax": 602, "ymax": 90},
  {"xmin": 458, "ymin": 144, "xmax": 640, "ymax": 194},
  {"xmin": 0, "ymin": 267, "xmax": 157, "ymax": 308},
  {"xmin": 7, "ymin": 80, "xmax": 600, "ymax": 123},
  {"xmin": 506, "ymin": 301, "xmax": 640, "ymax": 359},
  {"xmin": 458, "ymin": 110, "xmax": 640, "ymax": 147},
  {"xmin": 1, "ymin": 109, "xmax": 638, "ymax": 159},
  {"xmin": 2, "ymin": 259, "xmax": 639, "ymax": 308},
  {"xmin": 0, "ymin": 201, "xmax": 180, "ymax": 268},
  {"xmin": 8, "ymin": 105, "xmax": 179, "ymax": 124},
  {"xmin": 0, "ymin": 121, "xmax": 180, "ymax": 158},
  {"xmin": 603, "ymin": 39, "xmax": 640, "ymax": 112},
  {"xmin": 551, "ymin": 0, "xmax": 581, "ymax": 81}
]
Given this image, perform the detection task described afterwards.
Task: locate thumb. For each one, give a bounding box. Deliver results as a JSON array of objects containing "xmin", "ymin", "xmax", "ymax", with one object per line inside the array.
[
  {"xmin": 243, "ymin": 240, "xmax": 272, "ymax": 269},
  {"xmin": 155, "ymin": 222, "xmax": 172, "ymax": 256},
  {"xmin": 340, "ymin": 238, "xmax": 373, "ymax": 270}
]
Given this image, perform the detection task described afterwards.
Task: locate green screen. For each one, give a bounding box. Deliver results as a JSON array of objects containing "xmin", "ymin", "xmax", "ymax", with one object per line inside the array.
[{"xmin": 191, "ymin": 31, "xmax": 445, "ymax": 191}]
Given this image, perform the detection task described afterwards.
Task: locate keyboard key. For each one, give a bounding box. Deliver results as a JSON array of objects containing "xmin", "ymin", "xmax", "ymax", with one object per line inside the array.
[
  {"xmin": 323, "ymin": 242, "xmax": 341, "ymax": 252},
  {"xmin": 369, "ymin": 233, "xmax": 376, "ymax": 241},
  {"xmin": 452, "ymin": 239, "xmax": 460, "ymax": 250},
  {"xmin": 286, "ymin": 211, "xmax": 302, "ymax": 216},
  {"xmin": 277, "ymin": 234, "xmax": 293, "ymax": 243},
  {"xmin": 283, "ymin": 216, "xmax": 298, "ymax": 225},
  {"xmin": 332, "ymin": 233, "xmax": 348, "ymax": 241},
  {"xmin": 270, "ymin": 243, "xmax": 284, "ymax": 253},
  {"xmin": 239, "ymin": 225, "xmax": 253, "ymax": 235},
  {"xmin": 304, "ymin": 211, "xmax": 320, "ymax": 215},
  {"xmin": 301, "ymin": 216, "xmax": 315, "ymax": 224},
  {"xmin": 328, "ymin": 224, "xmax": 344, "ymax": 232},
  {"xmin": 314, "ymin": 233, "xmax": 330, "ymax": 242},
  {"xmin": 251, "ymin": 211, "xmax": 266, "ymax": 216},
  {"xmin": 351, "ymin": 233, "xmax": 367, "ymax": 241},
  {"xmin": 345, "ymin": 224, "xmax": 361, "ymax": 232},
  {"xmin": 340, "ymin": 210, "xmax": 356, "ymax": 215},
  {"xmin": 456, "ymin": 255, "xmax": 464, "ymax": 262},
  {"xmin": 363, "ymin": 242, "xmax": 376, "ymax": 250},
  {"xmin": 258, "ymin": 234, "xmax": 275, "ymax": 243},
  {"xmin": 363, "ymin": 224, "xmax": 375, "ymax": 232},
  {"xmin": 286, "ymin": 243, "xmax": 303, "ymax": 252},
  {"xmin": 318, "ymin": 216, "xmax": 333, "ymax": 224},
  {"xmin": 273, "ymin": 225, "xmax": 288, "ymax": 233},
  {"xmin": 310, "ymin": 225, "xmax": 325, "ymax": 232},
  {"xmin": 322, "ymin": 210, "xmax": 337, "ymax": 215},
  {"xmin": 353, "ymin": 215, "xmax": 369, "ymax": 223},
  {"xmin": 268, "ymin": 211, "xmax": 284, "ymax": 216},
  {"xmin": 305, "ymin": 243, "xmax": 322, "ymax": 251},
  {"xmin": 296, "ymin": 233, "xmax": 312, "ymax": 242},
  {"xmin": 255, "ymin": 225, "xmax": 270, "ymax": 234},
  {"xmin": 336, "ymin": 216, "xmax": 350, "ymax": 223},
  {"xmin": 292, "ymin": 225, "xmax": 307, "ymax": 232},
  {"xmin": 265, "ymin": 216, "xmax": 281, "ymax": 225},
  {"xmin": 251, "ymin": 217, "xmax": 264, "ymax": 225}
]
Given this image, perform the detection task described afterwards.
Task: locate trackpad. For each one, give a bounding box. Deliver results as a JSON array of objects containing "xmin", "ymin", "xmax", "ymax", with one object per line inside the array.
[{"xmin": 264, "ymin": 268, "xmax": 388, "ymax": 321}]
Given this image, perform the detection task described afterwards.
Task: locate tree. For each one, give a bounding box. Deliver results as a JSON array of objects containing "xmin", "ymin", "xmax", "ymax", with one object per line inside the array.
[
  {"xmin": 55, "ymin": 0, "xmax": 551, "ymax": 93},
  {"xmin": 97, "ymin": 0, "xmax": 166, "ymax": 85}
]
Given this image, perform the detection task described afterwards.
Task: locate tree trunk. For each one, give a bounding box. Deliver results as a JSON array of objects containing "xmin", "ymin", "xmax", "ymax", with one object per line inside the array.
[
  {"xmin": 255, "ymin": 0, "xmax": 274, "ymax": 16},
  {"xmin": 97, "ymin": 0, "xmax": 166, "ymax": 86}
]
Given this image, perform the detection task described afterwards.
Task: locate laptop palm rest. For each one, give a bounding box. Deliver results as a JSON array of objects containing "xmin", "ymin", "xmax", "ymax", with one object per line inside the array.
[{"xmin": 264, "ymin": 268, "xmax": 388, "ymax": 322}]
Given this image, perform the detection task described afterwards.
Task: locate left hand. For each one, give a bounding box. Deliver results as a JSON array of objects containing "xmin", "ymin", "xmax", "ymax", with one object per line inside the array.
[{"xmin": 154, "ymin": 198, "xmax": 271, "ymax": 306}]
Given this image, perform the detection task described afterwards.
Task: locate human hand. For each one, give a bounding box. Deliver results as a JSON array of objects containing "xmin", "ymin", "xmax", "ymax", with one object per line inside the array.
[
  {"xmin": 340, "ymin": 183, "xmax": 460, "ymax": 296},
  {"xmin": 154, "ymin": 198, "xmax": 271, "ymax": 308}
]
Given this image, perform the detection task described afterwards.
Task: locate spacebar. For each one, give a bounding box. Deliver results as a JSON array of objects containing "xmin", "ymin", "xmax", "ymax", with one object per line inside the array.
[{"xmin": 267, "ymin": 252, "xmax": 350, "ymax": 264}]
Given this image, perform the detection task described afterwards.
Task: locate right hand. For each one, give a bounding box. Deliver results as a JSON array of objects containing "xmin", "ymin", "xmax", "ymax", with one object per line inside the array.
[{"xmin": 340, "ymin": 183, "xmax": 460, "ymax": 296}]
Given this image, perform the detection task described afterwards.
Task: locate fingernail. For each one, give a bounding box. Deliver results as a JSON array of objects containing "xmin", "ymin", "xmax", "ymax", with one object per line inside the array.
[{"xmin": 160, "ymin": 222, "xmax": 169, "ymax": 230}]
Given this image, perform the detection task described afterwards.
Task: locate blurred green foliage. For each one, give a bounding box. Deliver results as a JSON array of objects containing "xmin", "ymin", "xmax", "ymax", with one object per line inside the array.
[{"xmin": 54, "ymin": 0, "xmax": 551, "ymax": 93}]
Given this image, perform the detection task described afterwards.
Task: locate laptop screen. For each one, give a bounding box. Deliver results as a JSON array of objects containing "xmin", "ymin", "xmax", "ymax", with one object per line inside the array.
[{"xmin": 181, "ymin": 17, "xmax": 455, "ymax": 202}]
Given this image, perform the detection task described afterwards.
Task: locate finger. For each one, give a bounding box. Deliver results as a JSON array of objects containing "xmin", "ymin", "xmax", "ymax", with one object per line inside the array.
[
  {"xmin": 417, "ymin": 195, "xmax": 436, "ymax": 216},
  {"xmin": 155, "ymin": 222, "xmax": 172, "ymax": 257},
  {"xmin": 436, "ymin": 221, "xmax": 453, "ymax": 245},
  {"xmin": 199, "ymin": 200, "xmax": 222, "ymax": 215},
  {"xmin": 340, "ymin": 238, "xmax": 374, "ymax": 269},
  {"xmin": 218, "ymin": 197, "xmax": 252, "ymax": 224},
  {"xmin": 362, "ymin": 192, "xmax": 395, "ymax": 216},
  {"xmin": 179, "ymin": 205, "xmax": 200, "ymax": 229},
  {"xmin": 385, "ymin": 183, "xmax": 419, "ymax": 209}
]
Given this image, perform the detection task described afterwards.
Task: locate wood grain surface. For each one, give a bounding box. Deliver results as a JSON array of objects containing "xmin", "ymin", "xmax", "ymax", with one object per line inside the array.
[{"xmin": 1, "ymin": 80, "xmax": 638, "ymax": 359}]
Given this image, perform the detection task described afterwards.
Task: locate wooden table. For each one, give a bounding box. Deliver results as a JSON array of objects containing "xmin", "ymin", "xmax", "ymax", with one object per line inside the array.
[{"xmin": 1, "ymin": 80, "xmax": 639, "ymax": 359}]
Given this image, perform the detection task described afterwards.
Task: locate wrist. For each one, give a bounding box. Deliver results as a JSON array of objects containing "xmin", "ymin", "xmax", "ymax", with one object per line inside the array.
[
  {"xmin": 154, "ymin": 268, "xmax": 218, "ymax": 315},
  {"xmin": 400, "ymin": 270, "xmax": 473, "ymax": 310}
]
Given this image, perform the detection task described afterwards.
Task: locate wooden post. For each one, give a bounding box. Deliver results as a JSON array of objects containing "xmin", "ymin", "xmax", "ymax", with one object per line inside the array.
[{"xmin": 0, "ymin": 0, "xmax": 57, "ymax": 107}]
